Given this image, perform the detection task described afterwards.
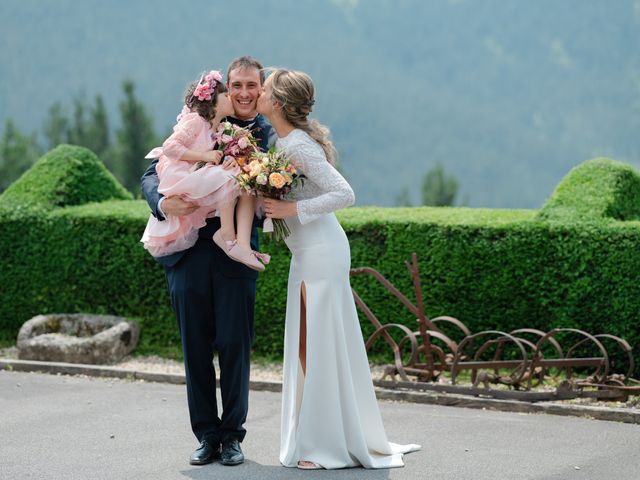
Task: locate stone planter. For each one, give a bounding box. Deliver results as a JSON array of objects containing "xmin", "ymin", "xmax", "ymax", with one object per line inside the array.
[{"xmin": 17, "ymin": 314, "xmax": 140, "ymax": 364}]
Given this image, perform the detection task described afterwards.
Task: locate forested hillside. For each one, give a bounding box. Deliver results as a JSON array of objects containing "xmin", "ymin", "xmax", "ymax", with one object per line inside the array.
[{"xmin": 1, "ymin": 0, "xmax": 638, "ymax": 207}]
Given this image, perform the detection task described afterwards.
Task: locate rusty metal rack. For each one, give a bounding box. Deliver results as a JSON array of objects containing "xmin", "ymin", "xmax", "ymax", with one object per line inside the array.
[{"xmin": 350, "ymin": 254, "xmax": 640, "ymax": 402}]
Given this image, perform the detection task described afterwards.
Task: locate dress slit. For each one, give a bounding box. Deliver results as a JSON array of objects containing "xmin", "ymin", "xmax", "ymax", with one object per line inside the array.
[{"xmin": 299, "ymin": 281, "xmax": 307, "ymax": 376}]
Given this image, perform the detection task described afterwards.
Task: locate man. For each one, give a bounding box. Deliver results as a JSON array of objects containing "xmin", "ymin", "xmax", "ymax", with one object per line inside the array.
[{"xmin": 140, "ymin": 56, "xmax": 272, "ymax": 466}]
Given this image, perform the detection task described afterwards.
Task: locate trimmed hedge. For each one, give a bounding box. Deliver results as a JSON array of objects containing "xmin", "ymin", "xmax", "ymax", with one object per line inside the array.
[
  {"xmin": 539, "ymin": 157, "xmax": 640, "ymax": 222},
  {"xmin": 0, "ymin": 144, "xmax": 132, "ymax": 209},
  {"xmin": 0, "ymin": 147, "xmax": 638, "ymax": 373}
]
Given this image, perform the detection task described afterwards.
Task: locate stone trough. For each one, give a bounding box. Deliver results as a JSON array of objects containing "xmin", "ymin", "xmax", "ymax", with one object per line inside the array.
[{"xmin": 17, "ymin": 314, "xmax": 139, "ymax": 365}]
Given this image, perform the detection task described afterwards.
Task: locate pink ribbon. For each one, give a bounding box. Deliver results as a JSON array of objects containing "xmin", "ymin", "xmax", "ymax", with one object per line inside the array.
[{"xmin": 253, "ymin": 251, "xmax": 271, "ymax": 265}]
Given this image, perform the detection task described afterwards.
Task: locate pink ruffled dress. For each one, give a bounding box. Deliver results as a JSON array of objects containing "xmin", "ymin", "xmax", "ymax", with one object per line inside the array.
[{"xmin": 141, "ymin": 107, "xmax": 240, "ymax": 257}]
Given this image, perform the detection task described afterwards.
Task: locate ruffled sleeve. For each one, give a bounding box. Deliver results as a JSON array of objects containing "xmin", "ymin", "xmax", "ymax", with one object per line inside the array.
[
  {"xmin": 161, "ymin": 112, "xmax": 205, "ymax": 162},
  {"xmin": 288, "ymin": 140, "xmax": 355, "ymax": 225}
]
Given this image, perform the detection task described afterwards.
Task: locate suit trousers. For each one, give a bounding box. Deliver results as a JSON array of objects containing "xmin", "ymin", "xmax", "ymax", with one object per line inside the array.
[{"xmin": 164, "ymin": 238, "xmax": 256, "ymax": 444}]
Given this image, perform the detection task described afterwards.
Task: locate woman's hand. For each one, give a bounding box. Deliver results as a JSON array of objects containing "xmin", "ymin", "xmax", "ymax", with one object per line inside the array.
[{"xmin": 263, "ymin": 198, "xmax": 298, "ymax": 219}]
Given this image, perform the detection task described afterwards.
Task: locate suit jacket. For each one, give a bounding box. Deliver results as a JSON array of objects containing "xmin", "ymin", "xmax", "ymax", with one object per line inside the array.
[{"xmin": 140, "ymin": 114, "xmax": 274, "ymax": 277}]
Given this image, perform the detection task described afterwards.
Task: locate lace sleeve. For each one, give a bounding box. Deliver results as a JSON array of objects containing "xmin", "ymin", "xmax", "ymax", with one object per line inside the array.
[
  {"xmin": 162, "ymin": 113, "xmax": 204, "ymax": 161},
  {"xmin": 289, "ymin": 140, "xmax": 355, "ymax": 225}
]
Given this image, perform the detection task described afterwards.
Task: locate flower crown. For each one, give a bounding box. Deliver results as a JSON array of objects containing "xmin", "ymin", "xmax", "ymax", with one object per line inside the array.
[{"xmin": 191, "ymin": 70, "xmax": 223, "ymax": 102}]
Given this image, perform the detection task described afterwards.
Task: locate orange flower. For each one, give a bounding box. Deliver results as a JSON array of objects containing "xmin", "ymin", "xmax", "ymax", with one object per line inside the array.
[{"xmin": 269, "ymin": 172, "xmax": 286, "ymax": 189}]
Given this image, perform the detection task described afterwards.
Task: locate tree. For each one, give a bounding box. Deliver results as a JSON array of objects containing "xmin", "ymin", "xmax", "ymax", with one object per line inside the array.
[
  {"xmin": 86, "ymin": 95, "xmax": 110, "ymax": 159},
  {"xmin": 67, "ymin": 97, "xmax": 87, "ymax": 147},
  {"xmin": 394, "ymin": 186, "xmax": 413, "ymax": 207},
  {"xmin": 114, "ymin": 80, "xmax": 157, "ymax": 194},
  {"xmin": 0, "ymin": 119, "xmax": 42, "ymax": 192},
  {"xmin": 43, "ymin": 102, "xmax": 69, "ymax": 150},
  {"xmin": 421, "ymin": 163, "xmax": 459, "ymax": 207}
]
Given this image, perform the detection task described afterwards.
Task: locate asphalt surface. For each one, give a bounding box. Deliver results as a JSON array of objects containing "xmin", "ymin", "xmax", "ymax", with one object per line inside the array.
[{"xmin": 1, "ymin": 371, "xmax": 639, "ymax": 480}]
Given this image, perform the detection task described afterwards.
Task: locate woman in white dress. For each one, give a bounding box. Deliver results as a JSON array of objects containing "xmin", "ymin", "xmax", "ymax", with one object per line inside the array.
[{"xmin": 258, "ymin": 69, "xmax": 420, "ymax": 470}]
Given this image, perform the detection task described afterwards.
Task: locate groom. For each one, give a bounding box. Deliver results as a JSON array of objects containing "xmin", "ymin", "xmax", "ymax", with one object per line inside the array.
[{"xmin": 140, "ymin": 56, "xmax": 273, "ymax": 466}]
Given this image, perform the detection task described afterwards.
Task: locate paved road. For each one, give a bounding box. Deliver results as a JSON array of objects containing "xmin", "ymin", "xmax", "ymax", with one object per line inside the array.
[{"xmin": 1, "ymin": 371, "xmax": 638, "ymax": 480}]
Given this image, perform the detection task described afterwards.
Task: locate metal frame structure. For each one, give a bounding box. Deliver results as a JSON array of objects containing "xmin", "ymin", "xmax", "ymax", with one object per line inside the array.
[{"xmin": 350, "ymin": 254, "xmax": 640, "ymax": 402}]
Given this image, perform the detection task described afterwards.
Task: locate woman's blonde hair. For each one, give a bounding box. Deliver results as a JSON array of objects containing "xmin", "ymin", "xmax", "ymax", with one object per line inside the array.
[{"xmin": 267, "ymin": 69, "xmax": 337, "ymax": 165}]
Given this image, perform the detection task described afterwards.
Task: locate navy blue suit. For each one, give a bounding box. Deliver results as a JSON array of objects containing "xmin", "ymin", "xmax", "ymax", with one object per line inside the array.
[{"xmin": 141, "ymin": 114, "xmax": 272, "ymax": 445}]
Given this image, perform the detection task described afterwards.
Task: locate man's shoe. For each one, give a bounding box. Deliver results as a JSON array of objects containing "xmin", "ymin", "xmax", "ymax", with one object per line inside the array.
[
  {"xmin": 189, "ymin": 440, "xmax": 220, "ymax": 465},
  {"xmin": 220, "ymin": 439, "xmax": 244, "ymax": 466}
]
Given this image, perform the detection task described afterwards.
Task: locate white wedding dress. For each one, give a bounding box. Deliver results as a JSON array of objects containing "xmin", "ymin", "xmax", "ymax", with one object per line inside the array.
[{"xmin": 277, "ymin": 129, "xmax": 421, "ymax": 469}]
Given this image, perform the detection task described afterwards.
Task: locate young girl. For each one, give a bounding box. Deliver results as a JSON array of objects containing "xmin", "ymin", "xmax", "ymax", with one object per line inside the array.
[{"xmin": 141, "ymin": 70, "xmax": 268, "ymax": 271}]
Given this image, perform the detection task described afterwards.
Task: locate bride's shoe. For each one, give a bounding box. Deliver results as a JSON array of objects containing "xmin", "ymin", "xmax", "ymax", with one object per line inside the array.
[{"xmin": 297, "ymin": 461, "xmax": 323, "ymax": 470}]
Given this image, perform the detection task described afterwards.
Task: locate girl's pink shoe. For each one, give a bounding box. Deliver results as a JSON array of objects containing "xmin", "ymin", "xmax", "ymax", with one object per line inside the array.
[
  {"xmin": 213, "ymin": 230, "xmax": 265, "ymax": 272},
  {"xmin": 227, "ymin": 244, "xmax": 265, "ymax": 271}
]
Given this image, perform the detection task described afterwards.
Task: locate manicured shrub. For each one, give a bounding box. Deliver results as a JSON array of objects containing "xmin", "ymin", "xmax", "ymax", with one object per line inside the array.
[{"xmin": 0, "ymin": 149, "xmax": 638, "ymax": 376}]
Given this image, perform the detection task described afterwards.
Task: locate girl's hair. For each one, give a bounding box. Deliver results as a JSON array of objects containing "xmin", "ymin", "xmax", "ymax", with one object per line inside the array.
[
  {"xmin": 267, "ymin": 69, "xmax": 337, "ymax": 165},
  {"xmin": 184, "ymin": 75, "xmax": 228, "ymax": 125}
]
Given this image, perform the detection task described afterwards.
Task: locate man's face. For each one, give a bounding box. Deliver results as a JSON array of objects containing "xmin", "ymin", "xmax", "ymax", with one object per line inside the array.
[{"xmin": 227, "ymin": 67, "xmax": 261, "ymax": 120}]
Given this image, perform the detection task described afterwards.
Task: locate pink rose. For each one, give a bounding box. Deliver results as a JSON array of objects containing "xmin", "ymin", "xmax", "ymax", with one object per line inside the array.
[
  {"xmin": 238, "ymin": 137, "xmax": 249, "ymax": 149},
  {"xmin": 205, "ymin": 70, "xmax": 223, "ymax": 84},
  {"xmin": 194, "ymin": 83, "xmax": 212, "ymax": 101}
]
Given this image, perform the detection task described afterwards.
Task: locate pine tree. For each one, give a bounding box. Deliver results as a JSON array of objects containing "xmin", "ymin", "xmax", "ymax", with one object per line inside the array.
[
  {"xmin": 67, "ymin": 97, "xmax": 87, "ymax": 147},
  {"xmin": 114, "ymin": 80, "xmax": 156, "ymax": 194},
  {"xmin": 394, "ymin": 186, "xmax": 413, "ymax": 207},
  {"xmin": 86, "ymin": 95, "xmax": 109, "ymax": 158},
  {"xmin": 0, "ymin": 119, "xmax": 42, "ymax": 191},
  {"xmin": 421, "ymin": 163, "xmax": 458, "ymax": 207},
  {"xmin": 43, "ymin": 102, "xmax": 69, "ymax": 150}
]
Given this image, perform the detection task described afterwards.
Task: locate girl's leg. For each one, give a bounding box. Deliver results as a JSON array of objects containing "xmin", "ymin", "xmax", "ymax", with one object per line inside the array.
[
  {"xmin": 217, "ymin": 201, "xmax": 237, "ymax": 241},
  {"xmin": 235, "ymin": 194, "xmax": 255, "ymax": 250}
]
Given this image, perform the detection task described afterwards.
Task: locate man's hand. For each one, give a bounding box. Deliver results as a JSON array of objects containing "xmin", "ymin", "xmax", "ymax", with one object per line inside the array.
[
  {"xmin": 162, "ymin": 196, "xmax": 198, "ymax": 217},
  {"xmin": 263, "ymin": 198, "xmax": 298, "ymax": 219}
]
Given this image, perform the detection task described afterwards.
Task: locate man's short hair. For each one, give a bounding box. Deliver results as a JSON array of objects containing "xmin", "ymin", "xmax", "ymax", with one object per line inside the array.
[{"xmin": 227, "ymin": 56, "xmax": 265, "ymax": 84}]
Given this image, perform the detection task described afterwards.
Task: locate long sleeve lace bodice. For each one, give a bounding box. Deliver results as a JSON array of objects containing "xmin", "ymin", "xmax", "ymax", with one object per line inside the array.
[{"xmin": 277, "ymin": 129, "xmax": 355, "ymax": 225}]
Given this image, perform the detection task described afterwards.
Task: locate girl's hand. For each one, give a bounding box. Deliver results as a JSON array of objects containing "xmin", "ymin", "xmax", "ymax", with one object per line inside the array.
[
  {"xmin": 202, "ymin": 150, "xmax": 223, "ymax": 164},
  {"xmin": 263, "ymin": 198, "xmax": 298, "ymax": 219},
  {"xmin": 222, "ymin": 156, "xmax": 238, "ymax": 170}
]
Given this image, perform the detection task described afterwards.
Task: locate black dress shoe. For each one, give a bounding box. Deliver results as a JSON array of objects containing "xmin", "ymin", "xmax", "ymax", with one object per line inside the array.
[
  {"xmin": 189, "ymin": 440, "xmax": 220, "ymax": 465},
  {"xmin": 220, "ymin": 439, "xmax": 244, "ymax": 466}
]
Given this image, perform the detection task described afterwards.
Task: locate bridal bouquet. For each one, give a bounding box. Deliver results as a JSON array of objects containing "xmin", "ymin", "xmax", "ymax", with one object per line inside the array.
[
  {"xmin": 234, "ymin": 148, "xmax": 304, "ymax": 241},
  {"xmin": 195, "ymin": 121, "xmax": 258, "ymax": 170}
]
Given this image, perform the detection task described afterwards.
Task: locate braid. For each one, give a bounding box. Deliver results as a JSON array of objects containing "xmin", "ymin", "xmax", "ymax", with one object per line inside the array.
[{"xmin": 270, "ymin": 69, "xmax": 338, "ymax": 165}]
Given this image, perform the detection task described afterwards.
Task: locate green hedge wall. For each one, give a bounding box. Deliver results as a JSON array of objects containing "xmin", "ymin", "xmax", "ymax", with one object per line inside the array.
[{"xmin": 1, "ymin": 147, "xmax": 638, "ymax": 373}]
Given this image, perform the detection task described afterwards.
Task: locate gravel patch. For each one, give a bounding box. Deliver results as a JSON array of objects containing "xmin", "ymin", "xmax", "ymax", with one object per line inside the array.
[{"xmin": 2, "ymin": 345, "xmax": 637, "ymax": 410}]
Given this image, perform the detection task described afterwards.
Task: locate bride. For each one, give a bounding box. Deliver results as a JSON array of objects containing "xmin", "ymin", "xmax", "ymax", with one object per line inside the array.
[{"xmin": 258, "ymin": 68, "xmax": 421, "ymax": 470}]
